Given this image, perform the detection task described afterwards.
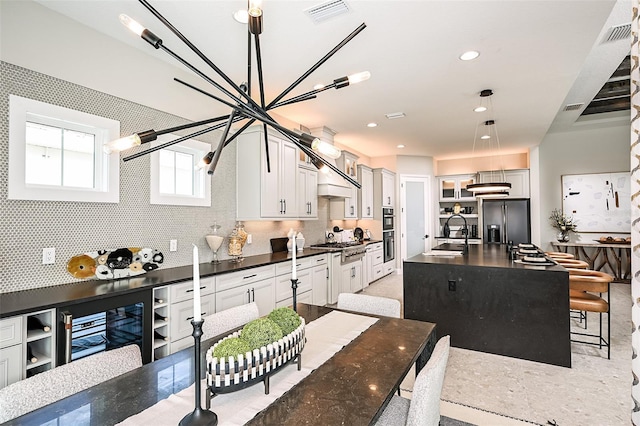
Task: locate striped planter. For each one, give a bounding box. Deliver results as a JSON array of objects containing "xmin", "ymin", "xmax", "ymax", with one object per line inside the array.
[{"xmin": 205, "ymin": 318, "xmax": 306, "ymax": 395}]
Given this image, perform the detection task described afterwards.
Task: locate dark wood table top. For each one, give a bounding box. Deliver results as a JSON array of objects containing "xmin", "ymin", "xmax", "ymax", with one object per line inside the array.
[{"xmin": 5, "ymin": 304, "xmax": 436, "ymax": 426}]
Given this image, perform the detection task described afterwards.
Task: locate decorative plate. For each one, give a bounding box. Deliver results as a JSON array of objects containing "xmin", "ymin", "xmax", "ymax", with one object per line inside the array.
[{"xmin": 67, "ymin": 247, "xmax": 164, "ymax": 280}]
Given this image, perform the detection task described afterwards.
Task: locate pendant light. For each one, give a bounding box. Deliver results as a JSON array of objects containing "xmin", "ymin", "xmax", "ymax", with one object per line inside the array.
[{"xmin": 466, "ymin": 89, "xmax": 511, "ymax": 197}]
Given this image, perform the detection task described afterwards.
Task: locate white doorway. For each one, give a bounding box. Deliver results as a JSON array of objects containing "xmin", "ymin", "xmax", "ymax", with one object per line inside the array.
[{"xmin": 400, "ymin": 175, "xmax": 432, "ymax": 266}]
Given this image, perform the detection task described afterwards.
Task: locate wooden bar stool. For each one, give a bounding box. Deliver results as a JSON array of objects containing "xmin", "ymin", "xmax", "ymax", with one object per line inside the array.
[
  {"xmin": 555, "ymin": 258, "xmax": 589, "ymax": 269},
  {"xmin": 567, "ymin": 268, "xmax": 611, "ymax": 359},
  {"xmin": 545, "ymin": 251, "xmax": 574, "ymax": 260}
]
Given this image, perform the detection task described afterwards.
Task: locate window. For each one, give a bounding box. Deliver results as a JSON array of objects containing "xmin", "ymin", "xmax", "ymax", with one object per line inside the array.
[
  {"xmin": 150, "ymin": 135, "xmax": 211, "ymax": 206},
  {"xmin": 9, "ymin": 95, "xmax": 120, "ymax": 203}
]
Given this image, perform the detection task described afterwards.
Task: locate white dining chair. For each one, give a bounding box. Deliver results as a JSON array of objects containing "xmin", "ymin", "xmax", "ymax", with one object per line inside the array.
[
  {"xmin": 337, "ymin": 293, "xmax": 401, "ymax": 318},
  {"xmin": 374, "ymin": 335, "xmax": 450, "ymax": 426},
  {"xmin": 0, "ymin": 344, "xmax": 142, "ymax": 423},
  {"xmin": 201, "ymin": 302, "xmax": 260, "ymax": 341}
]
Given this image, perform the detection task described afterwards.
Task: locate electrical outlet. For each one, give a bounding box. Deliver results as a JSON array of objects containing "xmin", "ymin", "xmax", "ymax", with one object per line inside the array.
[
  {"xmin": 42, "ymin": 247, "xmax": 56, "ymax": 265},
  {"xmin": 169, "ymin": 240, "xmax": 178, "ymax": 252},
  {"xmin": 247, "ymin": 234, "xmax": 252, "ymax": 244}
]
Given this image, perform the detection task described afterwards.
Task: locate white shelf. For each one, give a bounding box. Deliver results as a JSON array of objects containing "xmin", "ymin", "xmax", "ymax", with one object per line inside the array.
[
  {"xmin": 26, "ymin": 329, "xmax": 52, "ymax": 342},
  {"xmin": 439, "ymin": 214, "xmax": 478, "ymax": 219}
]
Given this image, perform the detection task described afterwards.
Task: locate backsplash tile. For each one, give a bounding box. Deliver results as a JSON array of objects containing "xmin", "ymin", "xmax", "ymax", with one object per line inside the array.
[{"xmin": 0, "ymin": 61, "xmax": 328, "ymax": 293}]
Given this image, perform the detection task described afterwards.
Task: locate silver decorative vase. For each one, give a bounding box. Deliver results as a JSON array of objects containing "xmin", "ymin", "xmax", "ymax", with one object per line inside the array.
[{"xmin": 556, "ymin": 231, "xmax": 570, "ymax": 242}]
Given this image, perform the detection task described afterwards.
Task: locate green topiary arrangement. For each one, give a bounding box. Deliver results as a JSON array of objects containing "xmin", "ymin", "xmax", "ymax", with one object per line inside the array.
[
  {"xmin": 268, "ymin": 307, "xmax": 302, "ymax": 335},
  {"xmin": 212, "ymin": 337, "xmax": 251, "ymax": 359},
  {"xmin": 241, "ymin": 318, "xmax": 284, "ymax": 350}
]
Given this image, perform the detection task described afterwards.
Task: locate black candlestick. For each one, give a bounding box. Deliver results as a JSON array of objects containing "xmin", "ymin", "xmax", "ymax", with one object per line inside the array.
[
  {"xmin": 291, "ymin": 278, "xmax": 298, "ymax": 313},
  {"xmin": 179, "ymin": 320, "xmax": 218, "ymax": 426}
]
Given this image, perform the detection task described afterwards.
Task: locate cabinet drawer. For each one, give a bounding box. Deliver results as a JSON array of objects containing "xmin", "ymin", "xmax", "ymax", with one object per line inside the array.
[
  {"xmin": 275, "ymin": 254, "xmax": 327, "ymax": 276},
  {"xmin": 372, "ymin": 251, "xmax": 384, "ymax": 266},
  {"xmin": 372, "ymin": 266, "xmax": 384, "ymax": 281},
  {"xmin": 217, "ymin": 265, "xmax": 275, "ymax": 292},
  {"xmin": 0, "ymin": 316, "xmax": 22, "ymax": 349},
  {"xmin": 170, "ymin": 277, "xmax": 215, "ymax": 303},
  {"xmin": 170, "ymin": 294, "xmax": 215, "ymax": 342},
  {"xmin": 275, "ymin": 270, "xmax": 312, "ymax": 302}
]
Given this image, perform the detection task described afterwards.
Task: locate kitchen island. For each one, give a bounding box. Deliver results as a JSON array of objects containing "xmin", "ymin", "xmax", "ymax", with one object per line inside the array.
[{"xmin": 404, "ymin": 243, "xmax": 571, "ymax": 367}]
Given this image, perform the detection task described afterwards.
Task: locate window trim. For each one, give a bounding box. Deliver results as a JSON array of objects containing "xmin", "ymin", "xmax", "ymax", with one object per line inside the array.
[
  {"xmin": 150, "ymin": 134, "xmax": 212, "ymax": 207},
  {"xmin": 8, "ymin": 95, "xmax": 120, "ymax": 203}
]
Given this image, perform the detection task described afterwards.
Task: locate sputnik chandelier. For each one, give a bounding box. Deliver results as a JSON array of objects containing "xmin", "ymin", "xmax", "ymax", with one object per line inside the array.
[
  {"xmin": 465, "ymin": 89, "xmax": 511, "ymax": 198},
  {"xmin": 104, "ymin": 0, "xmax": 369, "ymax": 188}
]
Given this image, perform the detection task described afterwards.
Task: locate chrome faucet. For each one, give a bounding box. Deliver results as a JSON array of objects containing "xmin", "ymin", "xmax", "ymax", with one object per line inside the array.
[{"xmin": 445, "ymin": 214, "xmax": 468, "ymax": 254}]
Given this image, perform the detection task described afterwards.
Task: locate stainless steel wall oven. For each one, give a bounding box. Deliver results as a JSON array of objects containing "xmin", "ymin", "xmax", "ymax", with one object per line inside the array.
[
  {"xmin": 383, "ymin": 230, "xmax": 395, "ymax": 263},
  {"xmin": 57, "ymin": 290, "xmax": 152, "ymax": 365},
  {"xmin": 382, "ymin": 208, "xmax": 394, "ymax": 231}
]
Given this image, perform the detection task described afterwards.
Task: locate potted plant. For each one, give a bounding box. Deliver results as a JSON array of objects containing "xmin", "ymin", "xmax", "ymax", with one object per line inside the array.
[{"xmin": 549, "ymin": 209, "xmax": 578, "ymax": 242}]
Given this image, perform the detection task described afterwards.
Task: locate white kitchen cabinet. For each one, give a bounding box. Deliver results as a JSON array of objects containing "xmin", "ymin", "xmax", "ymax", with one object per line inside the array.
[
  {"xmin": 311, "ymin": 262, "xmax": 329, "ymax": 306},
  {"xmin": 0, "ymin": 316, "xmax": 23, "ymax": 388},
  {"xmin": 358, "ymin": 165, "xmax": 374, "ymax": 219},
  {"xmin": 330, "ymin": 151, "xmax": 359, "ymax": 220},
  {"xmin": 438, "ymin": 174, "xmax": 477, "ymax": 201},
  {"xmin": 297, "ymin": 166, "xmax": 318, "ymax": 219},
  {"xmin": 478, "ymin": 169, "xmax": 530, "ymax": 199},
  {"xmin": 236, "ymin": 127, "xmax": 298, "ymax": 220},
  {"xmin": 373, "ymin": 168, "xmax": 396, "ymax": 218},
  {"xmin": 365, "ymin": 242, "xmax": 384, "ymax": 285},
  {"xmin": 340, "ymin": 260, "xmax": 363, "ymax": 294},
  {"xmin": 170, "ymin": 294, "xmax": 216, "ymax": 346},
  {"xmin": 275, "ymin": 254, "xmax": 327, "ymax": 307},
  {"xmin": 383, "ymin": 260, "xmax": 395, "ymax": 276},
  {"xmin": 216, "ymin": 277, "xmax": 275, "ymax": 318}
]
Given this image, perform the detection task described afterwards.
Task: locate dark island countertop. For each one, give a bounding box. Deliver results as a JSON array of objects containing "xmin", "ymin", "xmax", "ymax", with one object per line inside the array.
[
  {"xmin": 0, "ymin": 248, "xmax": 331, "ymax": 319},
  {"xmin": 408, "ymin": 243, "xmax": 567, "ymax": 272}
]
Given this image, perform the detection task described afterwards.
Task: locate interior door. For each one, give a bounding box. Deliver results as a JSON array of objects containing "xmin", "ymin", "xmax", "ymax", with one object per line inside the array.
[{"xmin": 400, "ymin": 176, "xmax": 431, "ymax": 263}]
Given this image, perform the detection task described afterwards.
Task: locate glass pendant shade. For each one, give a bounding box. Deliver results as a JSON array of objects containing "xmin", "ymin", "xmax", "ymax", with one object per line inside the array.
[
  {"xmin": 466, "ymin": 182, "xmax": 512, "ymax": 193},
  {"xmin": 474, "ymin": 191, "xmax": 510, "ymax": 199}
]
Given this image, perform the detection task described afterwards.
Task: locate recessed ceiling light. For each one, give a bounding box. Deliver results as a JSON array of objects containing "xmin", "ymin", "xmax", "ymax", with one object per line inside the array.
[
  {"xmin": 385, "ymin": 112, "xmax": 405, "ymax": 120},
  {"xmin": 481, "ymin": 135, "xmax": 490, "ymax": 140},
  {"xmin": 233, "ymin": 9, "xmax": 249, "ymax": 23},
  {"xmin": 459, "ymin": 50, "xmax": 480, "ymax": 61},
  {"xmin": 474, "ymin": 106, "xmax": 487, "ymax": 112},
  {"xmin": 397, "ymin": 144, "xmax": 405, "ymax": 149},
  {"xmin": 367, "ymin": 122, "xmax": 378, "ymax": 128}
]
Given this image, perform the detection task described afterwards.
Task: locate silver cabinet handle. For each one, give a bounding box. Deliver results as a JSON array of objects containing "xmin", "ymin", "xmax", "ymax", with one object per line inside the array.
[
  {"xmin": 243, "ymin": 274, "xmax": 257, "ymax": 280},
  {"xmin": 283, "ymin": 199, "xmax": 286, "ymax": 214},
  {"xmin": 247, "ymin": 289, "xmax": 251, "ymax": 303},
  {"xmin": 251, "ymin": 288, "xmax": 255, "ymax": 302},
  {"xmin": 279, "ymin": 199, "xmax": 283, "ymax": 214},
  {"xmin": 350, "ymin": 205, "xmax": 354, "ymax": 215}
]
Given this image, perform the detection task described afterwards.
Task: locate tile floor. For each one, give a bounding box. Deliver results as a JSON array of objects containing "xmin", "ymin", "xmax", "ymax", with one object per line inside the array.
[{"xmin": 360, "ymin": 271, "xmax": 630, "ymax": 426}]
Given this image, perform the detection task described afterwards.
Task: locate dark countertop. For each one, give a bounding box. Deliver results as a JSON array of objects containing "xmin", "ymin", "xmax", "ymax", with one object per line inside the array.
[
  {"xmin": 407, "ymin": 243, "xmax": 566, "ymax": 272},
  {"xmin": 0, "ymin": 248, "xmax": 331, "ymax": 318},
  {"xmin": 5, "ymin": 304, "xmax": 436, "ymax": 426}
]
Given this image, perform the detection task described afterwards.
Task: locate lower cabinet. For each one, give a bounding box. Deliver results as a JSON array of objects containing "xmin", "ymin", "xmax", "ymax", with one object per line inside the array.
[
  {"xmin": 366, "ymin": 242, "xmax": 384, "ymax": 285},
  {"xmin": 215, "ymin": 278, "xmax": 275, "ymax": 317},
  {"xmin": 170, "ymin": 294, "xmax": 216, "ymax": 353},
  {"xmin": 0, "ymin": 316, "xmax": 23, "ymax": 388},
  {"xmin": 275, "ymin": 254, "xmax": 328, "ymax": 307},
  {"xmin": 341, "ymin": 260, "xmax": 363, "ymax": 294}
]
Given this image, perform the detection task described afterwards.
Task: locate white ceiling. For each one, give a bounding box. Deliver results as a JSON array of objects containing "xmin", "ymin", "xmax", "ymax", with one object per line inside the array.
[{"xmin": 34, "ymin": 0, "xmax": 631, "ymax": 160}]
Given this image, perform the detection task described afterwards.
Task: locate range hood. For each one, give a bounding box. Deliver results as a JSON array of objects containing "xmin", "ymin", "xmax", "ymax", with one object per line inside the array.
[{"xmin": 309, "ymin": 126, "xmax": 351, "ymax": 198}]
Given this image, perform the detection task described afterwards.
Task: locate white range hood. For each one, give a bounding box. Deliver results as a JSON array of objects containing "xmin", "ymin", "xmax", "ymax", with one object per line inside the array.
[{"xmin": 309, "ymin": 126, "xmax": 351, "ymax": 199}]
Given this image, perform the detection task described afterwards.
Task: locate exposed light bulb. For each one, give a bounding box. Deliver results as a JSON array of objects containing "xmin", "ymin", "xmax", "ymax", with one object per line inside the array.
[
  {"xmin": 347, "ymin": 71, "xmax": 371, "ymax": 85},
  {"xmin": 248, "ymin": 0, "xmax": 263, "ymax": 17},
  {"xmin": 119, "ymin": 14, "xmax": 145, "ymax": 36},
  {"xmin": 311, "ymin": 138, "xmax": 341, "ymax": 159},
  {"xmin": 103, "ymin": 134, "xmax": 141, "ymax": 154}
]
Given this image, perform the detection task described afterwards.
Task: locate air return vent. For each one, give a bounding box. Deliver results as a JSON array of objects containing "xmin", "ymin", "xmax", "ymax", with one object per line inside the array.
[
  {"xmin": 604, "ymin": 23, "xmax": 631, "ymax": 42},
  {"xmin": 563, "ymin": 103, "xmax": 584, "ymax": 111},
  {"xmin": 305, "ymin": 0, "xmax": 350, "ymax": 24}
]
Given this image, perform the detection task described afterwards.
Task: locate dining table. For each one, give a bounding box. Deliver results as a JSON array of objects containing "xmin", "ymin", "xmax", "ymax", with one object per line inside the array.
[{"xmin": 4, "ymin": 303, "xmax": 436, "ymax": 426}]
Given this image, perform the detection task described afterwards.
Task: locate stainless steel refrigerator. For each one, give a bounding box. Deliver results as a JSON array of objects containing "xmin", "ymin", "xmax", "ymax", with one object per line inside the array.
[{"xmin": 482, "ymin": 199, "xmax": 531, "ymax": 246}]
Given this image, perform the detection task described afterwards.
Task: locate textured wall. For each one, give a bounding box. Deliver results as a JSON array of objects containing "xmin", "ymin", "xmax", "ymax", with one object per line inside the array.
[{"xmin": 0, "ymin": 62, "xmax": 328, "ymax": 293}]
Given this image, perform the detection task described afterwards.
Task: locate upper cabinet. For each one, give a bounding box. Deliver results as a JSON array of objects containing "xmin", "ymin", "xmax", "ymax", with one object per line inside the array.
[
  {"xmin": 330, "ymin": 151, "xmax": 359, "ymax": 220},
  {"xmin": 358, "ymin": 165, "xmax": 374, "ymax": 219},
  {"xmin": 478, "ymin": 169, "xmax": 530, "ymax": 199},
  {"xmin": 373, "ymin": 168, "xmax": 396, "ymax": 218},
  {"xmin": 298, "ymin": 166, "xmax": 318, "ymax": 219},
  {"xmin": 438, "ymin": 174, "xmax": 477, "ymax": 201},
  {"xmin": 236, "ymin": 127, "xmax": 299, "ymax": 220}
]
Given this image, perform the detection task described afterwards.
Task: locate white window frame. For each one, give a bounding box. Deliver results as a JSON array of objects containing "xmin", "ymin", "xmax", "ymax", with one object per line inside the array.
[
  {"xmin": 150, "ymin": 134, "xmax": 211, "ymax": 206},
  {"xmin": 8, "ymin": 95, "xmax": 120, "ymax": 203}
]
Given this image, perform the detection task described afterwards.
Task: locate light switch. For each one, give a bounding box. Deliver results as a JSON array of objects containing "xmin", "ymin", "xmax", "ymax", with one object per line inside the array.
[{"xmin": 170, "ymin": 240, "xmax": 178, "ymax": 252}]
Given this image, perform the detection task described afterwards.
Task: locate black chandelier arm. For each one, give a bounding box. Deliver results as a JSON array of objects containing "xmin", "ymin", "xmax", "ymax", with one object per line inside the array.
[
  {"xmin": 247, "ymin": 31, "xmax": 252, "ymax": 96},
  {"xmin": 253, "ymin": 33, "xmax": 271, "ymax": 173},
  {"xmin": 266, "ymin": 23, "xmax": 366, "ymax": 109},
  {"xmin": 153, "ymin": 114, "xmax": 232, "ymax": 137},
  {"xmin": 138, "ymin": 0, "xmax": 257, "ymax": 109},
  {"xmin": 271, "ymin": 83, "xmax": 336, "ymax": 109},
  {"xmin": 122, "ymin": 122, "xmax": 223, "ymax": 162},
  {"xmin": 207, "ymin": 108, "xmax": 239, "ymax": 175}
]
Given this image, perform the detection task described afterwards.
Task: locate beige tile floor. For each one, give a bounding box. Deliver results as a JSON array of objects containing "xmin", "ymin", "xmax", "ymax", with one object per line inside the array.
[{"xmin": 360, "ymin": 272, "xmax": 631, "ymax": 425}]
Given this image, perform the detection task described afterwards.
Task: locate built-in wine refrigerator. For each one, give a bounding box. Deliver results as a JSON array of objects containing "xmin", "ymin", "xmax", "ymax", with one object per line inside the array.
[{"xmin": 57, "ymin": 290, "xmax": 152, "ymax": 365}]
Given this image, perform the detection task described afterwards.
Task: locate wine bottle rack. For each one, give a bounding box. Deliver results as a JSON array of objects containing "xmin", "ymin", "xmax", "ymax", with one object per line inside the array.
[
  {"xmin": 24, "ymin": 309, "xmax": 55, "ymax": 377},
  {"xmin": 152, "ymin": 286, "xmax": 170, "ymax": 360}
]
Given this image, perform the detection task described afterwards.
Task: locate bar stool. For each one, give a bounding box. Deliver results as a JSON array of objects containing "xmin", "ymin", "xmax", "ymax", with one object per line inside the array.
[
  {"xmin": 555, "ymin": 258, "xmax": 589, "ymax": 269},
  {"xmin": 567, "ymin": 268, "xmax": 611, "ymax": 359},
  {"xmin": 545, "ymin": 251, "xmax": 574, "ymax": 260}
]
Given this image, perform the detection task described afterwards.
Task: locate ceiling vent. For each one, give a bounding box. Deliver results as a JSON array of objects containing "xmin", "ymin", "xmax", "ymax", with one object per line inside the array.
[
  {"xmin": 604, "ymin": 23, "xmax": 631, "ymax": 42},
  {"xmin": 305, "ymin": 0, "xmax": 350, "ymax": 24},
  {"xmin": 564, "ymin": 103, "xmax": 584, "ymax": 111}
]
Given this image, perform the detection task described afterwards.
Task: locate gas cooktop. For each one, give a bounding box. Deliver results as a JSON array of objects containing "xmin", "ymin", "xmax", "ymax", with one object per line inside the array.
[{"xmin": 310, "ymin": 242, "xmax": 364, "ymax": 250}]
